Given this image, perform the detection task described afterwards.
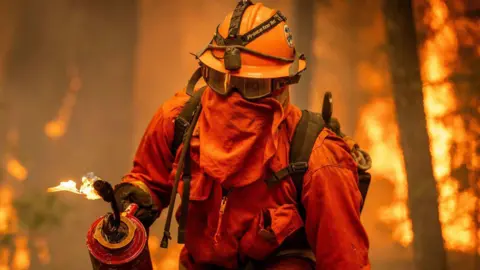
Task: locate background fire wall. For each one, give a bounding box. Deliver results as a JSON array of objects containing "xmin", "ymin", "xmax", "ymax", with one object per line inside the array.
[{"xmin": 0, "ymin": 0, "xmax": 478, "ymax": 270}]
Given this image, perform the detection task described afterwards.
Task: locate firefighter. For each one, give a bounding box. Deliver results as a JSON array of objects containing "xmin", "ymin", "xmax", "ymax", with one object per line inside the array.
[{"xmin": 113, "ymin": 1, "xmax": 370, "ymax": 269}]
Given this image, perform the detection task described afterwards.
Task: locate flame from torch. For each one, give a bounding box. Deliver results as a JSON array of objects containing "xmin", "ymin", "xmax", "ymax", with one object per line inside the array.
[
  {"xmin": 47, "ymin": 173, "xmax": 123, "ymax": 233},
  {"xmin": 47, "ymin": 172, "xmax": 101, "ymax": 200}
]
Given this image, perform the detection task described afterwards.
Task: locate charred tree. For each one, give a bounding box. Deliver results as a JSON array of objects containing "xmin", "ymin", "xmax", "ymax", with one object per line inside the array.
[
  {"xmin": 292, "ymin": 0, "xmax": 315, "ymax": 110},
  {"xmin": 382, "ymin": 1, "xmax": 447, "ymax": 270}
]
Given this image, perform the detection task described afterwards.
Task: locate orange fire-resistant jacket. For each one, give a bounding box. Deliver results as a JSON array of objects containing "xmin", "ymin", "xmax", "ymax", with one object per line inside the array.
[{"xmin": 123, "ymin": 88, "xmax": 370, "ymax": 270}]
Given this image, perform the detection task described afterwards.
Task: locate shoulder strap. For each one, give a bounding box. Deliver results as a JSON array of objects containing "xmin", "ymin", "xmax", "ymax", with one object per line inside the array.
[
  {"xmin": 289, "ymin": 110, "xmax": 325, "ymax": 219},
  {"xmin": 170, "ymin": 86, "xmax": 207, "ymax": 157},
  {"xmin": 267, "ymin": 109, "xmax": 371, "ymax": 219},
  {"xmin": 264, "ymin": 110, "xmax": 325, "ymax": 219},
  {"xmin": 163, "ymin": 86, "xmax": 206, "ymax": 247}
]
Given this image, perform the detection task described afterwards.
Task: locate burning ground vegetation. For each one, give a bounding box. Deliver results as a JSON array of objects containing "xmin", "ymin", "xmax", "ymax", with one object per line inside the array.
[{"xmin": 0, "ymin": 176, "xmax": 58, "ymax": 270}]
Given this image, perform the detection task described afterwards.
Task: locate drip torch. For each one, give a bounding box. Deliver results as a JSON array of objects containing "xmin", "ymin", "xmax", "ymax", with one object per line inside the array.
[{"xmin": 86, "ymin": 176, "xmax": 153, "ymax": 270}]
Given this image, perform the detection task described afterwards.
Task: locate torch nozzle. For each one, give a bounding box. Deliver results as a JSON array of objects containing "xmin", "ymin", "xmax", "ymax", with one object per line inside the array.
[{"xmin": 93, "ymin": 179, "xmax": 121, "ymax": 229}]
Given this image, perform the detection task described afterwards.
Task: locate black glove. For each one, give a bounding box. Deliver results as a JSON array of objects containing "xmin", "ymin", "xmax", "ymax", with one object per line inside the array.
[{"xmin": 114, "ymin": 182, "xmax": 160, "ymax": 228}]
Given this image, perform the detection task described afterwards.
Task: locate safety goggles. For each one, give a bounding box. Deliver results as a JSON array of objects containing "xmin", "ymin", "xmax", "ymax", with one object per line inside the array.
[{"xmin": 200, "ymin": 64, "xmax": 301, "ymax": 100}]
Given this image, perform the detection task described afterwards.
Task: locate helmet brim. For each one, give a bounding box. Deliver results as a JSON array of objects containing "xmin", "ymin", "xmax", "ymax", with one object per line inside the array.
[{"xmin": 198, "ymin": 50, "xmax": 307, "ymax": 79}]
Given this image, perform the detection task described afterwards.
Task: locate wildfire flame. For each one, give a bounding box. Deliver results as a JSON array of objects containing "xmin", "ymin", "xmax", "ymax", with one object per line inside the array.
[
  {"xmin": 359, "ymin": 0, "xmax": 479, "ymax": 254},
  {"xmin": 418, "ymin": 0, "xmax": 478, "ymax": 253},
  {"xmin": 6, "ymin": 159, "xmax": 28, "ymax": 182},
  {"xmin": 44, "ymin": 64, "xmax": 81, "ymax": 140},
  {"xmin": 0, "ymin": 185, "xmax": 33, "ymax": 270},
  {"xmin": 34, "ymin": 238, "xmax": 50, "ymax": 265},
  {"xmin": 12, "ymin": 236, "xmax": 30, "ymax": 270},
  {"xmin": 0, "ymin": 248, "xmax": 9, "ymax": 270},
  {"xmin": 47, "ymin": 173, "xmax": 101, "ymax": 200},
  {"xmin": 0, "ymin": 186, "xmax": 17, "ymax": 235}
]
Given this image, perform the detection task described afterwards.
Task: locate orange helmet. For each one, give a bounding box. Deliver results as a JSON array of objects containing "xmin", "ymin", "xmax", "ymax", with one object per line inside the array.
[{"xmin": 187, "ymin": 0, "xmax": 306, "ymax": 99}]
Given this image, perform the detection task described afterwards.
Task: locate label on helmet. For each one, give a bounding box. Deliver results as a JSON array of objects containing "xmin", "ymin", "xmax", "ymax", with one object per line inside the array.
[{"xmin": 284, "ymin": 25, "xmax": 294, "ymax": 48}]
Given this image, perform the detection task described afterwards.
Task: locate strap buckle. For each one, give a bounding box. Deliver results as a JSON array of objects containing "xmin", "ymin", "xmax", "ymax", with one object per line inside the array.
[{"xmin": 288, "ymin": 162, "xmax": 308, "ymax": 174}]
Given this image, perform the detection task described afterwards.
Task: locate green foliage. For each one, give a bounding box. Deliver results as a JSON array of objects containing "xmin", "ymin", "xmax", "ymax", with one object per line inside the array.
[
  {"xmin": 13, "ymin": 192, "xmax": 71, "ymax": 233},
  {"xmin": 0, "ymin": 190, "xmax": 71, "ymax": 252}
]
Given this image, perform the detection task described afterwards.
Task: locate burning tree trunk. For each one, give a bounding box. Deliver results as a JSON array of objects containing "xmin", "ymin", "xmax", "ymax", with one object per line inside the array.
[
  {"xmin": 383, "ymin": 1, "xmax": 447, "ymax": 270},
  {"xmin": 292, "ymin": 0, "xmax": 315, "ymax": 109}
]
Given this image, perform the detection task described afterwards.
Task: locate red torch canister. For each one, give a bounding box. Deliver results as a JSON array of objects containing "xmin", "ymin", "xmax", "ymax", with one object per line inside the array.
[{"xmin": 86, "ymin": 203, "xmax": 153, "ymax": 270}]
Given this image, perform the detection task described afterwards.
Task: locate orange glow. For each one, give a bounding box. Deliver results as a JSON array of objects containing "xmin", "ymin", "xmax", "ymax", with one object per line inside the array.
[
  {"xmin": 0, "ymin": 185, "xmax": 35, "ymax": 270},
  {"xmin": 34, "ymin": 238, "xmax": 50, "ymax": 265},
  {"xmin": 6, "ymin": 159, "xmax": 28, "ymax": 182},
  {"xmin": 419, "ymin": 0, "xmax": 476, "ymax": 252},
  {"xmin": 44, "ymin": 120, "xmax": 66, "ymax": 139},
  {"xmin": 358, "ymin": 97, "xmax": 411, "ymax": 246},
  {"xmin": 0, "ymin": 248, "xmax": 10, "ymax": 270},
  {"xmin": 149, "ymin": 235, "xmax": 183, "ymax": 270},
  {"xmin": 47, "ymin": 174, "xmax": 101, "ymax": 200},
  {"xmin": 44, "ymin": 64, "xmax": 81, "ymax": 140},
  {"xmin": 12, "ymin": 236, "xmax": 30, "ymax": 270},
  {"xmin": 0, "ymin": 186, "xmax": 17, "ymax": 235}
]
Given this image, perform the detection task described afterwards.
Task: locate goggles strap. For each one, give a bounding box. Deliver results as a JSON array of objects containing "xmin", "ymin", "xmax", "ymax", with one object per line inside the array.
[
  {"xmin": 272, "ymin": 74, "xmax": 302, "ymax": 91},
  {"xmin": 200, "ymin": 65, "xmax": 302, "ymax": 96},
  {"xmin": 288, "ymin": 51, "xmax": 306, "ymax": 77},
  {"xmin": 224, "ymin": 73, "xmax": 231, "ymax": 91}
]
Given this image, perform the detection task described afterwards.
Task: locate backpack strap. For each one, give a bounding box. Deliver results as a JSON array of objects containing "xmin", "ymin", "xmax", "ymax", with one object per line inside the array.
[
  {"xmin": 289, "ymin": 111, "xmax": 325, "ymax": 220},
  {"xmin": 266, "ymin": 109, "xmax": 372, "ymax": 219},
  {"xmin": 265, "ymin": 110, "xmax": 325, "ymax": 220},
  {"xmin": 170, "ymin": 86, "xmax": 207, "ymax": 157},
  {"xmin": 162, "ymin": 86, "xmax": 206, "ymax": 248}
]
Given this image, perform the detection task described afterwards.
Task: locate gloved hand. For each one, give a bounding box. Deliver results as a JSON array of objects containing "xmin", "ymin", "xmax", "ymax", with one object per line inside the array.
[{"xmin": 114, "ymin": 182, "xmax": 160, "ymax": 228}]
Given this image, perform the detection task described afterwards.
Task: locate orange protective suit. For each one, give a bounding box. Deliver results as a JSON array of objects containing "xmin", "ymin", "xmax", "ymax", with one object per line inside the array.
[{"xmin": 123, "ymin": 87, "xmax": 370, "ymax": 269}]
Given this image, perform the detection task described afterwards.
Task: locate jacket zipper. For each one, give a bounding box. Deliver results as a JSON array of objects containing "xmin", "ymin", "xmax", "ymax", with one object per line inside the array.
[{"xmin": 214, "ymin": 188, "xmax": 231, "ymax": 244}]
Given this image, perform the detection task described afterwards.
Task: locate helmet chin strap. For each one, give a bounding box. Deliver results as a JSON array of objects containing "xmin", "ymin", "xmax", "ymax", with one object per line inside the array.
[{"xmin": 186, "ymin": 67, "xmax": 203, "ymax": 96}]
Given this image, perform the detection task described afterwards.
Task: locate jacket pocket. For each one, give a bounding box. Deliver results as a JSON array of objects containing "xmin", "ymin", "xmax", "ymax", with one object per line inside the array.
[{"xmin": 239, "ymin": 204, "xmax": 304, "ymax": 260}]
